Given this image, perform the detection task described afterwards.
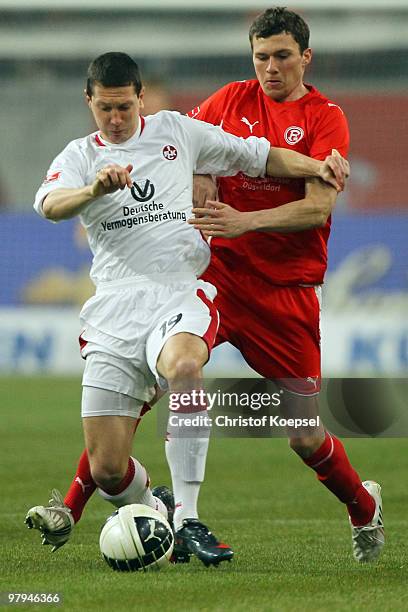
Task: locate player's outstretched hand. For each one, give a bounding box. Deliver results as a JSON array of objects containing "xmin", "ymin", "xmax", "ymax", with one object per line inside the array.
[
  {"xmin": 319, "ymin": 149, "xmax": 350, "ymax": 192},
  {"xmin": 90, "ymin": 163, "xmax": 134, "ymax": 197},
  {"xmin": 189, "ymin": 200, "xmax": 250, "ymax": 238}
]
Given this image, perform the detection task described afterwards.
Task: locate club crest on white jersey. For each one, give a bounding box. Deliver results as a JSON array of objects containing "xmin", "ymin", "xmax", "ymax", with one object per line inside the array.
[
  {"xmin": 162, "ymin": 145, "xmax": 178, "ymax": 160},
  {"xmin": 284, "ymin": 126, "xmax": 304, "ymax": 145}
]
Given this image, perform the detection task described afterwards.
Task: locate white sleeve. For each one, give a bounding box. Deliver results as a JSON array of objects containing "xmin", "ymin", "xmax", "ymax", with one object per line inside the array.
[
  {"xmin": 180, "ymin": 114, "xmax": 270, "ymax": 178},
  {"xmin": 33, "ymin": 141, "xmax": 87, "ymax": 218}
]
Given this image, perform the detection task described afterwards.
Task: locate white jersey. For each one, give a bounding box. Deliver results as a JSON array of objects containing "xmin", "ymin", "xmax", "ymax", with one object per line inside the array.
[{"xmin": 34, "ymin": 111, "xmax": 269, "ymax": 286}]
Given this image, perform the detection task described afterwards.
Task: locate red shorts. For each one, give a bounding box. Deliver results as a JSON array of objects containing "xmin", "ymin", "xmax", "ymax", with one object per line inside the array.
[{"xmin": 202, "ymin": 255, "xmax": 321, "ymax": 396}]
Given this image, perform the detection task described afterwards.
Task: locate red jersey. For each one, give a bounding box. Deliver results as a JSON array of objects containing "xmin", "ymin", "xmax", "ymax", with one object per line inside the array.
[{"xmin": 188, "ymin": 80, "xmax": 349, "ymax": 285}]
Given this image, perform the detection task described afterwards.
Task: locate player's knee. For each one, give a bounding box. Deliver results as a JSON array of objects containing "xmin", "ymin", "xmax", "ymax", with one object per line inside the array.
[
  {"xmin": 288, "ymin": 435, "xmax": 323, "ymax": 459},
  {"xmin": 90, "ymin": 457, "xmax": 127, "ymax": 491},
  {"xmin": 165, "ymin": 356, "xmax": 203, "ymax": 382}
]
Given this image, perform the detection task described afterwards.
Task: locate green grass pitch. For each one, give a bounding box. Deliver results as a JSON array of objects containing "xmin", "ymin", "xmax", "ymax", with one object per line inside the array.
[{"xmin": 1, "ymin": 377, "xmax": 407, "ymax": 612}]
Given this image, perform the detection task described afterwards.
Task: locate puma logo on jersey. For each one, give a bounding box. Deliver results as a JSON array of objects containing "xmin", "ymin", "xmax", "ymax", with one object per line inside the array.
[
  {"xmin": 75, "ymin": 477, "xmax": 91, "ymax": 493},
  {"xmin": 306, "ymin": 376, "xmax": 319, "ymax": 389},
  {"xmin": 240, "ymin": 117, "xmax": 259, "ymax": 134}
]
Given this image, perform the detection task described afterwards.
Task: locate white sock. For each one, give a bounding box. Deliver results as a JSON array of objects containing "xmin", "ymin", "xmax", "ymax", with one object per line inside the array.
[
  {"xmin": 165, "ymin": 408, "xmax": 211, "ymax": 531},
  {"xmin": 98, "ymin": 456, "xmax": 167, "ymax": 519},
  {"xmin": 171, "ymin": 477, "xmax": 200, "ymax": 531}
]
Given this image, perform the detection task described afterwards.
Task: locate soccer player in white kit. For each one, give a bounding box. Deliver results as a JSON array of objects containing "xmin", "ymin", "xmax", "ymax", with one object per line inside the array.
[{"xmin": 25, "ymin": 52, "xmax": 348, "ymax": 566}]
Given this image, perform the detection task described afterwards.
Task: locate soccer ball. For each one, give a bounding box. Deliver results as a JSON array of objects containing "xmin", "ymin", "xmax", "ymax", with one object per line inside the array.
[{"xmin": 100, "ymin": 504, "xmax": 174, "ymax": 571}]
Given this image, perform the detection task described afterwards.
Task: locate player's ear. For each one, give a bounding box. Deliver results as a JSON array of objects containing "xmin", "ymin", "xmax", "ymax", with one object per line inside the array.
[
  {"xmin": 302, "ymin": 48, "xmax": 312, "ymax": 68},
  {"xmin": 84, "ymin": 89, "xmax": 92, "ymax": 108},
  {"xmin": 138, "ymin": 86, "xmax": 145, "ymax": 110}
]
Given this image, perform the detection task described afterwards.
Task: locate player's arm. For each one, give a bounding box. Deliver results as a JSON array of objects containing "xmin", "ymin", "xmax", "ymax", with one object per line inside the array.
[
  {"xmin": 249, "ymin": 178, "xmax": 337, "ymax": 232},
  {"xmin": 189, "ymin": 178, "xmax": 337, "ymax": 237},
  {"xmin": 192, "ymin": 148, "xmax": 347, "ymax": 214},
  {"xmin": 42, "ymin": 164, "xmax": 133, "ymax": 221},
  {"xmin": 266, "ymin": 147, "xmax": 348, "ymax": 191}
]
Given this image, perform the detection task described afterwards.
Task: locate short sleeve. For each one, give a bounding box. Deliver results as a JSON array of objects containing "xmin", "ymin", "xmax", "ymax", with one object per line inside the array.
[
  {"xmin": 309, "ymin": 103, "xmax": 350, "ymax": 160},
  {"xmin": 33, "ymin": 141, "xmax": 87, "ymax": 218}
]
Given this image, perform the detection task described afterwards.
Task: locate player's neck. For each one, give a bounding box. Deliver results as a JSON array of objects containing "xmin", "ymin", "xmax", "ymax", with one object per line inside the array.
[{"xmin": 282, "ymin": 82, "xmax": 310, "ymax": 103}]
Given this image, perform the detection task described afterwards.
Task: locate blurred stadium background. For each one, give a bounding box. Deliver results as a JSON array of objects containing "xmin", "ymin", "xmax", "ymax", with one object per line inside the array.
[{"xmin": 0, "ymin": 0, "xmax": 407, "ymax": 379}]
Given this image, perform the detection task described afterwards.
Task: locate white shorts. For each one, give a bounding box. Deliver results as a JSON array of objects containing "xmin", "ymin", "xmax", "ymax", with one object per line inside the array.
[
  {"xmin": 79, "ymin": 275, "xmax": 219, "ymax": 402},
  {"xmin": 82, "ymin": 351, "xmax": 156, "ymax": 405}
]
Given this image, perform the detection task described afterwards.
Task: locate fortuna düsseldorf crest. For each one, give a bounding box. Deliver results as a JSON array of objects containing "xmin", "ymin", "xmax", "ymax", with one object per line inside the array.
[{"xmin": 284, "ymin": 126, "xmax": 304, "ymax": 145}]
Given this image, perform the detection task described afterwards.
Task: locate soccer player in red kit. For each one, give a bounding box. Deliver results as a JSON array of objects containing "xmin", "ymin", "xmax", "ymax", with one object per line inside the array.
[{"xmin": 189, "ymin": 7, "xmax": 384, "ymax": 563}]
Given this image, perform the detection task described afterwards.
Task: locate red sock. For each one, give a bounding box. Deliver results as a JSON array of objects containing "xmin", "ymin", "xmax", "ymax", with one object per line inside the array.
[
  {"xmin": 64, "ymin": 450, "xmax": 97, "ymax": 524},
  {"xmin": 102, "ymin": 457, "xmax": 135, "ymax": 496},
  {"xmin": 303, "ymin": 432, "xmax": 375, "ymax": 526},
  {"xmin": 64, "ymin": 454, "xmax": 135, "ymax": 521}
]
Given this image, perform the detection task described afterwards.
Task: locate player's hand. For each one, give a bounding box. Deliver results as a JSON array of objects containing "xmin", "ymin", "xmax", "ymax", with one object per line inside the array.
[
  {"xmin": 193, "ymin": 174, "xmax": 218, "ymax": 208},
  {"xmin": 189, "ymin": 200, "xmax": 251, "ymax": 238},
  {"xmin": 90, "ymin": 163, "xmax": 134, "ymax": 197},
  {"xmin": 319, "ymin": 149, "xmax": 350, "ymax": 192}
]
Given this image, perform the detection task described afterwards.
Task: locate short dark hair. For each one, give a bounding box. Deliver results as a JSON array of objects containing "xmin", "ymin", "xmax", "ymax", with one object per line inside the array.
[
  {"xmin": 249, "ymin": 7, "xmax": 310, "ymax": 53},
  {"xmin": 86, "ymin": 52, "xmax": 143, "ymax": 97}
]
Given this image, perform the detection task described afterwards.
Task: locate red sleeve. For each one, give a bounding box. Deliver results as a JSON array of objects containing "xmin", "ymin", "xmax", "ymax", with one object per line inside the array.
[
  {"xmin": 309, "ymin": 104, "xmax": 350, "ymax": 160},
  {"xmin": 187, "ymin": 82, "xmax": 237, "ymax": 126}
]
